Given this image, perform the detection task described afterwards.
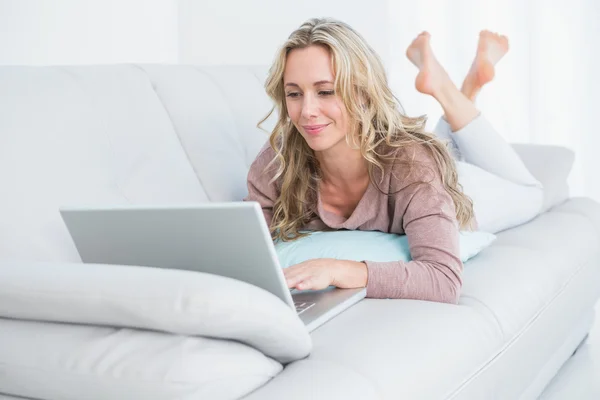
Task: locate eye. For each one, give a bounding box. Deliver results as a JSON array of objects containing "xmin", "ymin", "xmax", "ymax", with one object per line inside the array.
[
  {"xmin": 319, "ymin": 90, "xmax": 335, "ymax": 96},
  {"xmin": 286, "ymin": 92, "xmax": 301, "ymax": 98}
]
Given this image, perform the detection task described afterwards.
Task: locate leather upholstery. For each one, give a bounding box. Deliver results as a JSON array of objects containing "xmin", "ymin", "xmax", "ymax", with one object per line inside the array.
[{"xmin": 1, "ymin": 64, "xmax": 599, "ymax": 400}]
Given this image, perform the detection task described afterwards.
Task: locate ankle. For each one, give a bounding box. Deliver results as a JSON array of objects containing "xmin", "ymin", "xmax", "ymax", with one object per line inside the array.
[
  {"xmin": 433, "ymin": 78, "xmax": 462, "ymax": 104},
  {"xmin": 460, "ymin": 79, "xmax": 480, "ymax": 103},
  {"xmin": 461, "ymin": 89, "xmax": 478, "ymax": 103}
]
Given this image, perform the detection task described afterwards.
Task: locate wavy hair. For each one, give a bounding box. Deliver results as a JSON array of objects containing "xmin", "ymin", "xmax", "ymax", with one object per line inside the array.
[{"xmin": 258, "ymin": 18, "xmax": 475, "ymax": 241}]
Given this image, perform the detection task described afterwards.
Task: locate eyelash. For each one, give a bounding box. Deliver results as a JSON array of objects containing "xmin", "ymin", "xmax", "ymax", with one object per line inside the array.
[{"xmin": 286, "ymin": 90, "xmax": 335, "ymax": 98}]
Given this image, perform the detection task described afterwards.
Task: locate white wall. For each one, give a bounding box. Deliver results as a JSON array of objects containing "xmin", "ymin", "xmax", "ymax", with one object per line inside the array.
[
  {"xmin": 1, "ymin": 0, "xmax": 598, "ymax": 200},
  {"xmin": 387, "ymin": 0, "xmax": 534, "ymax": 142},
  {"xmin": 0, "ymin": 0, "xmax": 179, "ymax": 65},
  {"xmin": 178, "ymin": 0, "xmax": 390, "ymax": 67}
]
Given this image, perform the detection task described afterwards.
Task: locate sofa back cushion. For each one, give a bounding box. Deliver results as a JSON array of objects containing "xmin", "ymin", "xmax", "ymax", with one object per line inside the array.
[
  {"xmin": 511, "ymin": 143, "xmax": 574, "ymax": 212},
  {"xmin": 138, "ymin": 65, "xmax": 276, "ymax": 202},
  {"xmin": 0, "ymin": 65, "xmax": 274, "ymax": 261}
]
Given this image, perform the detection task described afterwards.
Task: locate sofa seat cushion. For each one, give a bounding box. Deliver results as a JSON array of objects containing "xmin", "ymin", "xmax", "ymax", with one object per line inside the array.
[
  {"xmin": 245, "ymin": 198, "xmax": 600, "ymax": 399},
  {"xmin": 244, "ymin": 299, "xmax": 503, "ymax": 400},
  {"xmin": 242, "ymin": 359, "xmax": 380, "ymax": 399},
  {"xmin": 461, "ymin": 197, "xmax": 600, "ymax": 338}
]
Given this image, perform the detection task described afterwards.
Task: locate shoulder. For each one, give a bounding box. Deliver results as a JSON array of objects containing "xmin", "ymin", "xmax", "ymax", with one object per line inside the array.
[
  {"xmin": 247, "ymin": 140, "xmax": 281, "ymax": 193},
  {"xmin": 248, "ymin": 140, "xmax": 280, "ymax": 177},
  {"xmin": 250, "ymin": 140, "xmax": 277, "ymax": 168}
]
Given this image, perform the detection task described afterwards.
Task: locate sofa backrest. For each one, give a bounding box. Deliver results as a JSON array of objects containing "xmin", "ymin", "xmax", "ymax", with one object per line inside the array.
[{"xmin": 0, "ymin": 64, "xmax": 274, "ymax": 261}]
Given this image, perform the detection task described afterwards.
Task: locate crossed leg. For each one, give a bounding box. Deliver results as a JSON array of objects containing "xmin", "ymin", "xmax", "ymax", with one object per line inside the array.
[{"xmin": 405, "ymin": 31, "xmax": 543, "ymax": 233}]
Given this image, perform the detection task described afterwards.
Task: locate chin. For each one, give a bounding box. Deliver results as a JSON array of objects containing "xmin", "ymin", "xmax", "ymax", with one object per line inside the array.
[
  {"xmin": 303, "ymin": 136, "xmax": 336, "ymax": 152},
  {"xmin": 301, "ymin": 131, "xmax": 346, "ymax": 153}
]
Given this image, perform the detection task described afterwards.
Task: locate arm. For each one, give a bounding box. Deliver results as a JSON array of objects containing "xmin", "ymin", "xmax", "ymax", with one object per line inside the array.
[
  {"xmin": 284, "ymin": 183, "xmax": 462, "ymax": 301},
  {"xmin": 364, "ymin": 184, "xmax": 462, "ymax": 303},
  {"xmin": 364, "ymin": 147, "xmax": 463, "ymax": 304}
]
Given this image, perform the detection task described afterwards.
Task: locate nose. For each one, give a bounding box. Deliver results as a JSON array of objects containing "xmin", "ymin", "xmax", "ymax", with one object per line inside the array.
[{"xmin": 300, "ymin": 93, "xmax": 319, "ymax": 120}]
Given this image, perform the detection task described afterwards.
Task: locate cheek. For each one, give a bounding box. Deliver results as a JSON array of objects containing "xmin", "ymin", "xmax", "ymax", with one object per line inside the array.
[
  {"xmin": 328, "ymin": 100, "xmax": 348, "ymax": 128},
  {"xmin": 285, "ymin": 100, "xmax": 301, "ymax": 122}
]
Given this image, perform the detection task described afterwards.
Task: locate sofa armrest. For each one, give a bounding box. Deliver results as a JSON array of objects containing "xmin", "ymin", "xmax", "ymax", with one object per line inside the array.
[
  {"xmin": 0, "ymin": 261, "xmax": 311, "ymax": 364},
  {"xmin": 511, "ymin": 143, "xmax": 575, "ymax": 212},
  {"xmin": 0, "ymin": 317, "xmax": 283, "ymax": 400}
]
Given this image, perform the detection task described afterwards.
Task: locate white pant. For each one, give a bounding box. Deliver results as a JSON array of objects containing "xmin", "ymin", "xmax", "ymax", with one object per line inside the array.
[{"xmin": 433, "ymin": 115, "xmax": 544, "ymax": 234}]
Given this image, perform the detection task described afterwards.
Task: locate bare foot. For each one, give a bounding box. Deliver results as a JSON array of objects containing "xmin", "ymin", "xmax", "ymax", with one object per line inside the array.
[
  {"xmin": 406, "ymin": 31, "xmax": 453, "ymax": 97},
  {"xmin": 461, "ymin": 30, "xmax": 509, "ymax": 101}
]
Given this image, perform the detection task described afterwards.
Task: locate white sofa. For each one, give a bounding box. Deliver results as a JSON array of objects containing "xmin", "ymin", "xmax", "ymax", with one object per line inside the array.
[{"xmin": 1, "ymin": 64, "xmax": 599, "ymax": 400}]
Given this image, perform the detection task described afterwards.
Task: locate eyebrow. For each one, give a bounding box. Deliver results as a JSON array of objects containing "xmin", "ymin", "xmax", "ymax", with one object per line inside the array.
[{"xmin": 284, "ymin": 80, "xmax": 334, "ymax": 88}]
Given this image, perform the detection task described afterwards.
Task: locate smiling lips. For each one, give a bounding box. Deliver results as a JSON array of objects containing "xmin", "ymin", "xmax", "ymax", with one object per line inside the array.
[{"xmin": 302, "ymin": 123, "xmax": 330, "ymax": 135}]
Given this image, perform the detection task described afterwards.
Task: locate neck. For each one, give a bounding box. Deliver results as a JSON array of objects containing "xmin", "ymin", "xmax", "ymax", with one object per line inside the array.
[{"xmin": 316, "ymin": 142, "xmax": 369, "ymax": 188}]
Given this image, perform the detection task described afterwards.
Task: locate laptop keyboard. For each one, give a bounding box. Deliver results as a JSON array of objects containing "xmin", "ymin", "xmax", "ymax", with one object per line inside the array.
[{"xmin": 294, "ymin": 301, "xmax": 316, "ymax": 314}]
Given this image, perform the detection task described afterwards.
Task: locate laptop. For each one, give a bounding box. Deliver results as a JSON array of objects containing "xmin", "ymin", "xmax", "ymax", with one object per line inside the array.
[{"xmin": 59, "ymin": 202, "xmax": 366, "ymax": 332}]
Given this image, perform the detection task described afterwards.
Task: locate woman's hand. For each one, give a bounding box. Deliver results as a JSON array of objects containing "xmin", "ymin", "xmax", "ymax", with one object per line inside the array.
[{"xmin": 283, "ymin": 258, "xmax": 368, "ymax": 291}]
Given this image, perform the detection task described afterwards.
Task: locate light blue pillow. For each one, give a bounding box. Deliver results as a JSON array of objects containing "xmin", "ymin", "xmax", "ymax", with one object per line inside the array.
[{"xmin": 275, "ymin": 230, "xmax": 496, "ymax": 268}]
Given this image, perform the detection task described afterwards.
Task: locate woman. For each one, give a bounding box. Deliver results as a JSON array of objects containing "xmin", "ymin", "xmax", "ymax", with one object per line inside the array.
[{"xmin": 244, "ymin": 18, "xmax": 542, "ymax": 303}]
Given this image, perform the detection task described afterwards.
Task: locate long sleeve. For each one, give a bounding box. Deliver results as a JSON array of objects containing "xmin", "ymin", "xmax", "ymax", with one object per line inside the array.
[
  {"xmin": 243, "ymin": 143, "xmax": 279, "ymax": 229},
  {"xmin": 363, "ymin": 146, "xmax": 463, "ymax": 303}
]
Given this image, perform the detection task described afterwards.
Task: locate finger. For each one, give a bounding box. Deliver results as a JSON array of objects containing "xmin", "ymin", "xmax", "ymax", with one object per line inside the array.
[
  {"xmin": 283, "ymin": 266, "xmax": 303, "ymax": 278},
  {"xmin": 286, "ymin": 272, "xmax": 308, "ymax": 289},
  {"xmin": 297, "ymin": 277, "xmax": 328, "ymax": 291},
  {"xmin": 283, "ymin": 263, "xmax": 309, "ymax": 281},
  {"xmin": 296, "ymin": 279, "xmax": 314, "ymax": 291}
]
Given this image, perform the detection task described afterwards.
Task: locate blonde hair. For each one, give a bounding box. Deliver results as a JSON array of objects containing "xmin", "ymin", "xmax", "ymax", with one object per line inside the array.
[{"xmin": 258, "ymin": 17, "xmax": 475, "ymax": 241}]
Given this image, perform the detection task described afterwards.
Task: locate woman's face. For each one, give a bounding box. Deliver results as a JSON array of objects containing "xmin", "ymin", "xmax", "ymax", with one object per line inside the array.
[{"xmin": 283, "ymin": 45, "xmax": 351, "ymax": 153}]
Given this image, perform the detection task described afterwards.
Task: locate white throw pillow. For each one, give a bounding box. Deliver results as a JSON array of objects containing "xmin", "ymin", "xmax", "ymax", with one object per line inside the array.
[{"xmin": 0, "ymin": 262, "xmax": 311, "ymax": 363}]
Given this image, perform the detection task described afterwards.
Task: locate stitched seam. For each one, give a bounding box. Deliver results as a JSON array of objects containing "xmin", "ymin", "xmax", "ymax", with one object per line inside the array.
[{"xmin": 458, "ymin": 294, "xmax": 506, "ymax": 338}]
